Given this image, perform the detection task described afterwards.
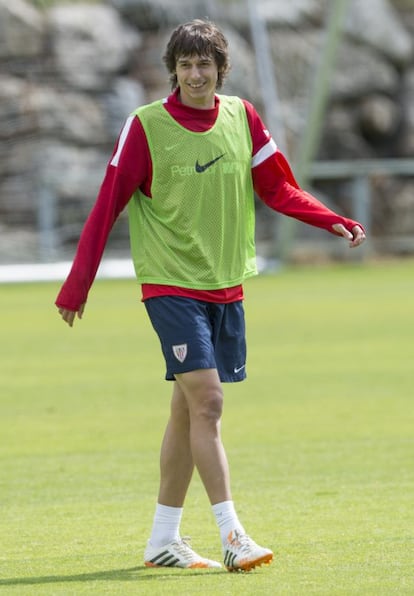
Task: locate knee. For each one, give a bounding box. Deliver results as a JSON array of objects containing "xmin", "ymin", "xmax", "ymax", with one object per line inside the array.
[
  {"xmin": 193, "ymin": 385, "xmax": 224, "ymax": 424},
  {"xmin": 176, "ymin": 371, "xmax": 224, "ymax": 425}
]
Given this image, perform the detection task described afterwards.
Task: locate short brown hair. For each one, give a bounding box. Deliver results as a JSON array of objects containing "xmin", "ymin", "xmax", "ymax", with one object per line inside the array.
[{"xmin": 163, "ymin": 19, "xmax": 230, "ymax": 90}]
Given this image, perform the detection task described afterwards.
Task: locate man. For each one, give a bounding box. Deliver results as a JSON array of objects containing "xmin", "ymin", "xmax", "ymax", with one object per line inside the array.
[{"xmin": 56, "ymin": 19, "xmax": 365, "ymax": 572}]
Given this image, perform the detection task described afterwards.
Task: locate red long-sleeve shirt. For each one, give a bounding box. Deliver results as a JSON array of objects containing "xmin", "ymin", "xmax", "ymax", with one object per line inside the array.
[{"xmin": 56, "ymin": 90, "xmax": 361, "ymax": 311}]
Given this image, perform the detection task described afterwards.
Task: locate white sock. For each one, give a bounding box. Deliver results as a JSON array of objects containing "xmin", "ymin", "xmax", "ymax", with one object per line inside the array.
[
  {"xmin": 212, "ymin": 500, "xmax": 245, "ymax": 545},
  {"xmin": 149, "ymin": 503, "xmax": 183, "ymax": 547}
]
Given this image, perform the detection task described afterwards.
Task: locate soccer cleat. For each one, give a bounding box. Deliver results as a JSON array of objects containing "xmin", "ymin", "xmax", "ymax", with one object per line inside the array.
[
  {"xmin": 223, "ymin": 529, "xmax": 273, "ymax": 572},
  {"xmin": 144, "ymin": 538, "xmax": 222, "ymax": 569}
]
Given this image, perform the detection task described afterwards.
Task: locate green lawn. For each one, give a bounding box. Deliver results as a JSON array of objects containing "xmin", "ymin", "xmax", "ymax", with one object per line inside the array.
[{"xmin": 0, "ymin": 260, "xmax": 413, "ymax": 594}]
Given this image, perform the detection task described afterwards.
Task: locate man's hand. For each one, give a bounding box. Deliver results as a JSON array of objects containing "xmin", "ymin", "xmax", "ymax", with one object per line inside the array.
[
  {"xmin": 57, "ymin": 303, "xmax": 86, "ymax": 327},
  {"xmin": 332, "ymin": 224, "xmax": 366, "ymax": 248}
]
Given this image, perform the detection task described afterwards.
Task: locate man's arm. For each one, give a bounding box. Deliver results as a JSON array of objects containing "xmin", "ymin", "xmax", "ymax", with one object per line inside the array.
[
  {"xmin": 243, "ymin": 100, "xmax": 366, "ymax": 244},
  {"xmin": 253, "ymin": 149, "xmax": 366, "ymax": 242},
  {"xmin": 55, "ymin": 116, "xmax": 150, "ymax": 323}
]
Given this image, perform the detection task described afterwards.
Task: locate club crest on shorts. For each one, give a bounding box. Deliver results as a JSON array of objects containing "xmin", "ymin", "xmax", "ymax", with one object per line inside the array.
[{"xmin": 172, "ymin": 343, "xmax": 187, "ymax": 363}]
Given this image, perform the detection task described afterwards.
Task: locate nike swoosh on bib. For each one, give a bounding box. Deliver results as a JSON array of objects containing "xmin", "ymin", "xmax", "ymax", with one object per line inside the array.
[{"xmin": 195, "ymin": 153, "xmax": 225, "ymax": 173}]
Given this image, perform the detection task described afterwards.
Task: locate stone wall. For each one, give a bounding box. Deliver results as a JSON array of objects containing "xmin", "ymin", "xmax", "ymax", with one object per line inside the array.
[{"xmin": 0, "ymin": 0, "xmax": 413, "ymax": 262}]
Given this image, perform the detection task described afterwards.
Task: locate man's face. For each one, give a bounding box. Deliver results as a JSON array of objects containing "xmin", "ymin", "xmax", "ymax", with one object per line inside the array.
[{"xmin": 175, "ymin": 54, "xmax": 219, "ymax": 109}]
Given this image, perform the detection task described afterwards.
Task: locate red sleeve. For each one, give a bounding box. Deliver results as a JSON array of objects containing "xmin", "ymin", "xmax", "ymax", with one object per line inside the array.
[
  {"xmin": 242, "ymin": 99, "xmax": 270, "ymax": 156},
  {"xmin": 243, "ymin": 100, "xmax": 363, "ymax": 235},
  {"xmin": 253, "ymin": 149, "xmax": 363, "ymax": 235},
  {"xmin": 55, "ymin": 115, "xmax": 151, "ymax": 310}
]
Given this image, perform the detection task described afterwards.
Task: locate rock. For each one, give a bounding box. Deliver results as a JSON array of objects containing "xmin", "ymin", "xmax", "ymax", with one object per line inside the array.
[
  {"xmin": 0, "ymin": 75, "xmax": 109, "ymax": 144},
  {"xmin": 0, "ymin": 140, "xmax": 108, "ymax": 221},
  {"xmin": 109, "ymin": 0, "xmax": 207, "ymax": 30},
  {"xmin": 333, "ymin": 41, "xmax": 399, "ymax": 99},
  {"xmin": 102, "ymin": 76, "xmax": 147, "ymax": 139},
  {"xmin": 133, "ymin": 30, "xmax": 175, "ymax": 102},
  {"xmin": 0, "ymin": 174, "xmax": 38, "ymax": 223},
  {"xmin": 0, "ymin": 0, "xmax": 45, "ymax": 58},
  {"xmin": 48, "ymin": 4, "xmax": 141, "ymax": 91},
  {"xmin": 219, "ymin": 0, "xmax": 323, "ymax": 29},
  {"xmin": 110, "ymin": 0, "xmax": 323, "ymax": 31},
  {"xmin": 30, "ymin": 87, "xmax": 110, "ymax": 145},
  {"xmin": 345, "ymin": 0, "xmax": 414, "ymax": 66},
  {"xmin": 219, "ymin": 27, "xmax": 261, "ymax": 104},
  {"xmin": 35, "ymin": 142, "xmax": 109, "ymax": 204},
  {"xmin": 255, "ymin": 0, "xmax": 323, "ymax": 27},
  {"xmin": 0, "ymin": 76, "xmax": 37, "ymax": 139},
  {"xmin": 357, "ymin": 94, "xmax": 401, "ymax": 141},
  {"xmin": 319, "ymin": 104, "xmax": 375, "ymax": 160},
  {"xmin": 268, "ymin": 29, "xmax": 399, "ymax": 152},
  {"xmin": 270, "ymin": 29, "xmax": 399, "ymax": 101}
]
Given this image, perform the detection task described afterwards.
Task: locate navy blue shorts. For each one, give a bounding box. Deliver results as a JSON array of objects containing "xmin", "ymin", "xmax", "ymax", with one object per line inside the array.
[{"xmin": 144, "ymin": 296, "xmax": 247, "ymax": 382}]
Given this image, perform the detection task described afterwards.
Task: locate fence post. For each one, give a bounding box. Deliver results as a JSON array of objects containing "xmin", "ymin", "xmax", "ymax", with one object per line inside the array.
[
  {"xmin": 37, "ymin": 184, "xmax": 58, "ymax": 262},
  {"xmin": 351, "ymin": 174, "xmax": 371, "ymax": 255}
]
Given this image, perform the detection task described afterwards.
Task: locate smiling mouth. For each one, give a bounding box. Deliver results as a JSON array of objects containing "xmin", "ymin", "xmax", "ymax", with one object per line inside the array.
[{"xmin": 188, "ymin": 83, "xmax": 205, "ymax": 89}]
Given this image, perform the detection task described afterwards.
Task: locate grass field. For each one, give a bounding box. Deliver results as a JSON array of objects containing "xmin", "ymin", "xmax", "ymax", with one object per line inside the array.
[{"xmin": 0, "ymin": 259, "xmax": 413, "ymax": 595}]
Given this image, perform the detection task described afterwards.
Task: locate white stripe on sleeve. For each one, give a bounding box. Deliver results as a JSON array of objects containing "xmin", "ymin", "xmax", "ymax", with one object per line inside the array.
[
  {"xmin": 251, "ymin": 138, "xmax": 277, "ymax": 168},
  {"xmin": 110, "ymin": 115, "xmax": 135, "ymax": 167}
]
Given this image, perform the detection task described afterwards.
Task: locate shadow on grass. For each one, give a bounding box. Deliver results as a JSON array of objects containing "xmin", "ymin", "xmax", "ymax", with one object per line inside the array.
[{"xmin": 0, "ymin": 565, "xmax": 223, "ymax": 587}]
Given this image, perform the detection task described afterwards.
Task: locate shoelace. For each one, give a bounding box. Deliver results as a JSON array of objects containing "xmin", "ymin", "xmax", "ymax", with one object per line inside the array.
[
  {"xmin": 229, "ymin": 531, "xmax": 255, "ymax": 553},
  {"xmin": 174, "ymin": 537, "xmax": 199, "ymax": 562}
]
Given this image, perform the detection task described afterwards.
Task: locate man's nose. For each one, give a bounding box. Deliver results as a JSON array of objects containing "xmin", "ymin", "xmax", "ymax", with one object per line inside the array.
[{"xmin": 190, "ymin": 65, "xmax": 201, "ymax": 78}]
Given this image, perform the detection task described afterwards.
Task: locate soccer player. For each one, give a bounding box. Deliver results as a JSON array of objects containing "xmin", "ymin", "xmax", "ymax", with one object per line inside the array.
[{"xmin": 55, "ymin": 19, "xmax": 366, "ymax": 571}]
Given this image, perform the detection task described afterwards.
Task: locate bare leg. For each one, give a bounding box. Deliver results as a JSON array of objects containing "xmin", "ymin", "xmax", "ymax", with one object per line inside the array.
[
  {"xmin": 175, "ymin": 368, "xmax": 232, "ymax": 505},
  {"xmin": 158, "ymin": 381, "xmax": 194, "ymax": 506},
  {"xmin": 149, "ymin": 370, "xmax": 273, "ymax": 572}
]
